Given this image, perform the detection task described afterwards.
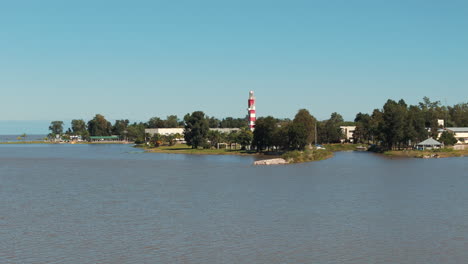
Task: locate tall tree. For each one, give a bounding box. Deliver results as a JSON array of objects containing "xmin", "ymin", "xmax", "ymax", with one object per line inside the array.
[
  {"xmin": 292, "ymin": 109, "xmax": 316, "ymax": 145},
  {"xmin": 147, "ymin": 117, "xmax": 166, "ymax": 128},
  {"xmin": 49, "ymin": 121, "xmax": 64, "ymax": 135},
  {"xmin": 438, "ymin": 131, "xmax": 457, "ymax": 146},
  {"xmin": 252, "ymin": 116, "xmax": 277, "ymax": 151},
  {"xmin": 237, "ymin": 129, "xmax": 254, "ymax": 150},
  {"xmin": 381, "ymin": 99, "xmax": 406, "ymax": 150},
  {"xmin": 165, "ymin": 115, "xmax": 179, "ymax": 128},
  {"xmin": 112, "ymin": 119, "xmax": 129, "ymax": 136},
  {"xmin": 184, "ymin": 111, "xmax": 209, "ymax": 149},
  {"xmin": 354, "ymin": 113, "xmax": 371, "ymax": 143},
  {"xmin": 88, "ymin": 114, "xmax": 112, "ymax": 136},
  {"xmin": 320, "ymin": 112, "xmax": 344, "ymax": 143},
  {"xmin": 71, "ymin": 119, "xmax": 89, "ymax": 139},
  {"xmin": 71, "ymin": 119, "xmax": 86, "ymax": 134},
  {"xmin": 288, "ymin": 122, "xmax": 308, "ymax": 150}
]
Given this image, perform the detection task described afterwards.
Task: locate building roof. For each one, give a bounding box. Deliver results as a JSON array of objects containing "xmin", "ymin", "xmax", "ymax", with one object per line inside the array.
[
  {"xmin": 90, "ymin": 136, "xmax": 119, "ymax": 139},
  {"xmin": 417, "ymin": 138, "xmax": 442, "ymax": 146},
  {"xmin": 446, "ymin": 127, "xmax": 468, "ymax": 132}
]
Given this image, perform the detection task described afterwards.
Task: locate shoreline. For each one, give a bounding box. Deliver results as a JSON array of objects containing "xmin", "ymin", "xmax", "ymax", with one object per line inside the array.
[
  {"xmin": 141, "ymin": 143, "xmax": 364, "ymax": 164},
  {"xmin": 0, "ymin": 141, "xmax": 132, "ymax": 145},
  {"xmin": 381, "ymin": 149, "xmax": 467, "ymax": 159}
]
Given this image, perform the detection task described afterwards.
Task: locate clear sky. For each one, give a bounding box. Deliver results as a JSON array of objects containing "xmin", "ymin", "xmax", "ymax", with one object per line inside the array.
[{"xmin": 1, "ymin": 0, "xmax": 467, "ymax": 134}]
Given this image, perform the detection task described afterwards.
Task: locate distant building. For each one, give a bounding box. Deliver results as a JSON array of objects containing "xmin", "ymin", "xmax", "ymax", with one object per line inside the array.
[
  {"xmin": 416, "ymin": 138, "xmax": 443, "ymax": 150},
  {"xmin": 210, "ymin": 128, "xmax": 241, "ymax": 133},
  {"xmin": 437, "ymin": 119, "xmax": 445, "ymax": 128},
  {"xmin": 340, "ymin": 126, "xmax": 356, "ymax": 143},
  {"xmin": 145, "ymin": 128, "xmax": 184, "ymax": 136},
  {"xmin": 90, "ymin": 136, "xmax": 120, "ymax": 142},
  {"xmin": 438, "ymin": 127, "xmax": 468, "ymax": 144},
  {"xmin": 144, "ymin": 128, "xmax": 241, "ymax": 137}
]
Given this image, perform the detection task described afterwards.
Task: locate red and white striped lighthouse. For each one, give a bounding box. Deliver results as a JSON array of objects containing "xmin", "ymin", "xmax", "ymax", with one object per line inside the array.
[{"xmin": 248, "ymin": 91, "xmax": 256, "ymax": 131}]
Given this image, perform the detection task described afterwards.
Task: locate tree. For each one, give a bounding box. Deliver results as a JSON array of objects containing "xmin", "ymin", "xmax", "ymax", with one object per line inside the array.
[
  {"xmin": 208, "ymin": 116, "xmax": 220, "ymax": 128},
  {"xmin": 184, "ymin": 111, "xmax": 209, "ymax": 149},
  {"xmin": 438, "ymin": 131, "xmax": 457, "ymax": 146},
  {"xmin": 271, "ymin": 124, "xmax": 289, "ymax": 150},
  {"xmin": 237, "ymin": 129, "xmax": 253, "ymax": 150},
  {"xmin": 252, "ymin": 116, "xmax": 277, "ymax": 151},
  {"xmin": 319, "ymin": 112, "xmax": 344, "ymax": 143},
  {"xmin": 112, "ymin": 119, "xmax": 129, "ymax": 137},
  {"xmin": 207, "ymin": 130, "xmax": 222, "ymax": 148},
  {"xmin": 381, "ymin": 99, "xmax": 406, "ymax": 150},
  {"xmin": 71, "ymin": 119, "xmax": 89, "ymax": 140},
  {"xmin": 354, "ymin": 113, "xmax": 371, "ymax": 143},
  {"xmin": 147, "ymin": 117, "xmax": 166, "ymax": 128},
  {"xmin": 292, "ymin": 109, "xmax": 316, "ymax": 145},
  {"xmin": 288, "ymin": 122, "xmax": 308, "ymax": 150},
  {"xmin": 150, "ymin": 133, "xmax": 163, "ymax": 147},
  {"xmin": 49, "ymin": 121, "xmax": 64, "ymax": 135},
  {"xmin": 165, "ymin": 115, "xmax": 179, "ymax": 128},
  {"xmin": 87, "ymin": 114, "xmax": 112, "ymax": 136},
  {"xmin": 126, "ymin": 122, "xmax": 146, "ymax": 143}
]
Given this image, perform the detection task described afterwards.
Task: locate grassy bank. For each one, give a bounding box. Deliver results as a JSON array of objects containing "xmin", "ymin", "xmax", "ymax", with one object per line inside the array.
[
  {"xmin": 141, "ymin": 144, "xmax": 261, "ymax": 156},
  {"xmin": 282, "ymin": 149, "xmax": 333, "ymax": 163},
  {"xmin": 281, "ymin": 144, "xmax": 366, "ymax": 163},
  {"xmin": 0, "ymin": 141, "xmax": 132, "ymax": 145},
  {"xmin": 383, "ymin": 148, "xmax": 468, "ymax": 158},
  {"xmin": 142, "ymin": 143, "xmax": 368, "ymax": 164}
]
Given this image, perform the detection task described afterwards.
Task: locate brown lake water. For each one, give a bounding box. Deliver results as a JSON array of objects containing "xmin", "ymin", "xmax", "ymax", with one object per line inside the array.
[{"xmin": 1, "ymin": 144, "xmax": 468, "ymax": 263}]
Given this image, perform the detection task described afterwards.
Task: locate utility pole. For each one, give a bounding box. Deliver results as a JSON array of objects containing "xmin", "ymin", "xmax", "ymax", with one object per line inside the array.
[{"xmin": 315, "ymin": 121, "xmax": 317, "ymax": 145}]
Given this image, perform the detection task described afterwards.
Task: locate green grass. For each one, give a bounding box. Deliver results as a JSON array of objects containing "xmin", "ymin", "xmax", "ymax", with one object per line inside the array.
[
  {"xmin": 142, "ymin": 143, "xmax": 259, "ymax": 156},
  {"xmin": 282, "ymin": 149, "xmax": 333, "ymax": 163},
  {"xmin": 323, "ymin": 143, "xmax": 366, "ymax": 152},
  {"xmin": 383, "ymin": 148, "xmax": 467, "ymax": 158}
]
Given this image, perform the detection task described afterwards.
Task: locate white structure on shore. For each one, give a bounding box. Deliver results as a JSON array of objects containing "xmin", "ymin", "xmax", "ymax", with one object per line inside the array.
[
  {"xmin": 248, "ymin": 91, "xmax": 256, "ymax": 131},
  {"xmin": 340, "ymin": 126, "xmax": 356, "ymax": 143},
  {"xmin": 144, "ymin": 128, "xmax": 241, "ymax": 137},
  {"xmin": 438, "ymin": 127, "xmax": 468, "ymax": 144}
]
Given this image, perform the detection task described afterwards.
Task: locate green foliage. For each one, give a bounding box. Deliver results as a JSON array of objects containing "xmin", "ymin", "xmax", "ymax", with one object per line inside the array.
[
  {"xmin": 126, "ymin": 122, "xmax": 146, "ymax": 142},
  {"xmin": 288, "ymin": 122, "xmax": 308, "ymax": 150},
  {"xmin": 219, "ymin": 117, "xmax": 248, "ymax": 128},
  {"xmin": 438, "ymin": 131, "xmax": 458, "ymax": 146},
  {"xmin": 49, "ymin": 121, "xmax": 64, "ymax": 135},
  {"xmin": 292, "ymin": 109, "xmax": 316, "ymax": 145},
  {"xmin": 318, "ymin": 112, "xmax": 344, "ymax": 143},
  {"xmin": 184, "ymin": 111, "xmax": 209, "ymax": 149},
  {"xmin": 88, "ymin": 114, "xmax": 112, "ymax": 136},
  {"xmin": 282, "ymin": 149, "xmax": 332, "ymax": 163},
  {"xmin": 71, "ymin": 119, "xmax": 89, "ymax": 140},
  {"xmin": 207, "ymin": 130, "xmax": 222, "ymax": 148},
  {"xmin": 237, "ymin": 129, "xmax": 253, "ymax": 149},
  {"xmin": 112, "ymin": 119, "xmax": 129, "ymax": 137},
  {"xmin": 147, "ymin": 117, "xmax": 166, "ymax": 128},
  {"xmin": 252, "ymin": 116, "xmax": 277, "ymax": 151}
]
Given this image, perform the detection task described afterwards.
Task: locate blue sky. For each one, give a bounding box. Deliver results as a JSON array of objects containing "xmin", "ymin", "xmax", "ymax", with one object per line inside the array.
[{"xmin": 1, "ymin": 0, "xmax": 467, "ymax": 134}]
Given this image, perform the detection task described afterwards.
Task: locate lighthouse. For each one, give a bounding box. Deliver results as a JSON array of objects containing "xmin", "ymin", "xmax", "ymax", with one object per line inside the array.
[{"xmin": 248, "ymin": 91, "xmax": 256, "ymax": 131}]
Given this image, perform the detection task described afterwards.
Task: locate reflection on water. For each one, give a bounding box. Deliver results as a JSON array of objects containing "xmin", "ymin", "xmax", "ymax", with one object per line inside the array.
[{"xmin": 1, "ymin": 144, "xmax": 467, "ymax": 263}]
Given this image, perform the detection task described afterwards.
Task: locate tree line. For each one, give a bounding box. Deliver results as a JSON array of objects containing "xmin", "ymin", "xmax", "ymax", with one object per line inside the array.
[
  {"xmin": 47, "ymin": 97, "xmax": 467, "ymax": 150},
  {"xmin": 48, "ymin": 114, "xmax": 248, "ymax": 144},
  {"xmin": 353, "ymin": 97, "xmax": 466, "ymax": 149}
]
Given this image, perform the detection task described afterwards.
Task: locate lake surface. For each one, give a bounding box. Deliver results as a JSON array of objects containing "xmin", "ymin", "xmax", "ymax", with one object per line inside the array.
[
  {"xmin": 0, "ymin": 134, "xmax": 47, "ymax": 142},
  {"xmin": 1, "ymin": 144, "xmax": 468, "ymax": 263}
]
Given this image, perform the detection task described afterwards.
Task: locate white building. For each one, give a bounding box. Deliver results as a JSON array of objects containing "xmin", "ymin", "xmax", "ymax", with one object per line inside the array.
[
  {"xmin": 145, "ymin": 128, "xmax": 241, "ymax": 137},
  {"xmin": 340, "ymin": 126, "xmax": 356, "ymax": 143},
  {"xmin": 145, "ymin": 128, "xmax": 184, "ymax": 136},
  {"xmin": 439, "ymin": 127, "xmax": 468, "ymax": 144}
]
